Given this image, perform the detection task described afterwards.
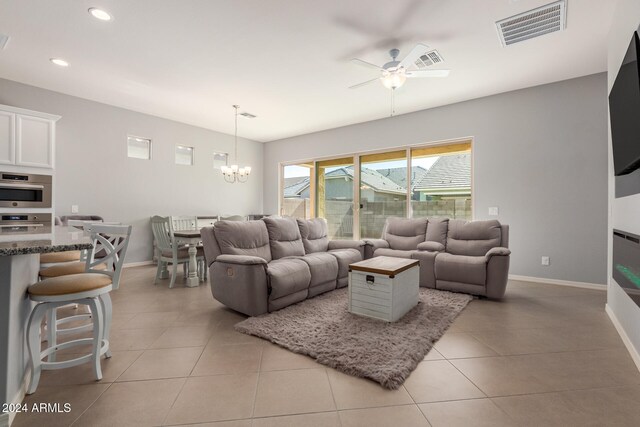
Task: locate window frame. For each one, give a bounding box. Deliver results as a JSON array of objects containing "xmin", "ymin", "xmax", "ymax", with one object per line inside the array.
[
  {"xmin": 126, "ymin": 135, "xmax": 152, "ymax": 160},
  {"xmin": 213, "ymin": 151, "xmax": 228, "ymax": 170},
  {"xmin": 175, "ymin": 144, "xmax": 195, "ymax": 166}
]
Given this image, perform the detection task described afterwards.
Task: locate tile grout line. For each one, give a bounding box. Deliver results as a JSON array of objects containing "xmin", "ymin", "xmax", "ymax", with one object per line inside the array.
[
  {"xmin": 159, "ymin": 376, "xmax": 189, "ymax": 426},
  {"xmin": 68, "ymin": 381, "xmax": 114, "ymax": 426},
  {"xmin": 250, "ymin": 343, "xmax": 265, "ymax": 419}
]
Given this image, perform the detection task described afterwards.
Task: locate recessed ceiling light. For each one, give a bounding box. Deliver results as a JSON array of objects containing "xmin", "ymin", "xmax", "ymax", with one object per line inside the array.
[
  {"xmin": 88, "ymin": 7, "xmax": 112, "ymax": 21},
  {"xmin": 50, "ymin": 58, "xmax": 69, "ymax": 67}
]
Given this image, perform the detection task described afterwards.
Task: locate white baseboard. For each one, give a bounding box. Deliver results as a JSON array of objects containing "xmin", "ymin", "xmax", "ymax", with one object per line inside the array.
[
  {"xmin": 606, "ymin": 304, "xmax": 640, "ymax": 372},
  {"xmin": 2, "ymin": 369, "xmax": 30, "ymax": 426},
  {"xmin": 508, "ymin": 274, "xmax": 607, "ymax": 291},
  {"xmin": 123, "ymin": 260, "xmax": 154, "ymax": 268}
]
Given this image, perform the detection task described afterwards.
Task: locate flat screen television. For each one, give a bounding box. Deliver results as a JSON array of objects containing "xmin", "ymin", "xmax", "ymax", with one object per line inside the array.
[{"xmin": 609, "ymin": 31, "xmax": 640, "ymax": 176}]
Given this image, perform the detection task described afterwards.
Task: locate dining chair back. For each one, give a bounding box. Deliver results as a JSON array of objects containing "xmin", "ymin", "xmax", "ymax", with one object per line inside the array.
[{"xmin": 172, "ymin": 215, "xmax": 198, "ymax": 231}]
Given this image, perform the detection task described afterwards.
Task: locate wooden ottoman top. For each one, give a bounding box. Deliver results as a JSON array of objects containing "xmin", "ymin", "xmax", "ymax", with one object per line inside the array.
[{"xmin": 349, "ymin": 256, "xmax": 419, "ymax": 277}]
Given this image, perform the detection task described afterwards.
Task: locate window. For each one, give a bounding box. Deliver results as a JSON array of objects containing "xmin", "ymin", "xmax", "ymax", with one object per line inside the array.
[
  {"xmin": 175, "ymin": 145, "xmax": 194, "ymax": 165},
  {"xmin": 316, "ymin": 157, "xmax": 355, "ymax": 240},
  {"xmin": 127, "ymin": 136, "xmax": 151, "ymax": 160},
  {"xmin": 359, "ymin": 150, "xmax": 407, "ymax": 239},
  {"xmin": 281, "ymin": 163, "xmax": 313, "ymax": 219},
  {"xmin": 278, "ymin": 140, "xmax": 472, "ymax": 240},
  {"xmin": 410, "ymin": 142, "xmax": 472, "ymax": 220},
  {"xmin": 213, "ymin": 152, "xmax": 228, "ymax": 169}
]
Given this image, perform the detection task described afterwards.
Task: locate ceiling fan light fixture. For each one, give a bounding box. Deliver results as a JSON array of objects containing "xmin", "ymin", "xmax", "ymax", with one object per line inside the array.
[{"xmin": 381, "ymin": 71, "xmax": 406, "ymax": 90}]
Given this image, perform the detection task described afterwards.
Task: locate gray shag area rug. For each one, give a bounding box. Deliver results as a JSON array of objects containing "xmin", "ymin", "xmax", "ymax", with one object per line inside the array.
[{"xmin": 235, "ymin": 288, "xmax": 472, "ymax": 389}]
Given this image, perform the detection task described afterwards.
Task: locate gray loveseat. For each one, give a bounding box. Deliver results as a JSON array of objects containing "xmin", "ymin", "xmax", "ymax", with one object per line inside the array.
[
  {"xmin": 365, "ymin": 217, "xmax": 511, "ymax": 298},
  {"xmin": 200, "ymin": 217, "xmax": 364, "ymax": 316}
]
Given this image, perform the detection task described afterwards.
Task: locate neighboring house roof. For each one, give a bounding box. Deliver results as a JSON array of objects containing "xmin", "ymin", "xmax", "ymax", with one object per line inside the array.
[
  {"xmin": 414, "ymin": 153, "xmax": 471, "ymax": 194},
  {"xmin": 326, "ymin": 167, "xmax": 406, "ymax": 195},
  {"xmin": 283, "ymin": 176, "xmax": 310, "ymax": 197},
  {"xmin": 374, "ymin": 166, "xmax": 429, "ymax": 191}
]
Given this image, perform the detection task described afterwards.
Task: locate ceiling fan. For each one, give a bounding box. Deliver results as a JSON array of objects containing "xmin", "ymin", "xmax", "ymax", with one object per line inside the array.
[{"xmin": 349, "ymin": 43, "xmax": 449, "ymax": 90}]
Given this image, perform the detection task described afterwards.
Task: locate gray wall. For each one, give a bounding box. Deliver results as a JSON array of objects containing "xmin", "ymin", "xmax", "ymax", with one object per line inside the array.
[
  {"xmin": 264, "ymin": 74, "xmax": 608, "ymax": 284},
  {"xmin": 0, "ymin": 78, "xmax": 264, "ymax": 264},
  {"xmin": 607, "ymin": 1, "xmax": 640, "ymax": 362}
]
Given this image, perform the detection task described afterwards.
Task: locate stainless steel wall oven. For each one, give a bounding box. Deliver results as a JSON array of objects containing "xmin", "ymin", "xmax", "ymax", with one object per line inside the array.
[{"xmin": 0, "ymin": 172, "xmax": 52, "ymax": 208}]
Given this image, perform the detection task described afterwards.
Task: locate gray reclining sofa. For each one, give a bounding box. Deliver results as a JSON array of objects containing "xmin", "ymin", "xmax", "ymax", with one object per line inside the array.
[
  {"xmin": 366, "ymin": 217, "xmax": 510, "ymax": 298},
  {"xmin": 200, "ymin": 217, "xmax": 364, "ymax": 316}
]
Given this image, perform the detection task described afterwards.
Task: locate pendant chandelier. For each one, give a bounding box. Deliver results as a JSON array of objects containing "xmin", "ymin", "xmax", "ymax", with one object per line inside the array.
[{"xmin": 221, "ymin": 105, "xmax": 251, "ymax": 183}]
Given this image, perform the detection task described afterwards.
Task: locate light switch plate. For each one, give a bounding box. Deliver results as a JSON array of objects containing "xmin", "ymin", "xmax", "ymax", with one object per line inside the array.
[
  {"xmin": 488, "ymin": 206, "xmax": 499, "ymax": 216},
  {"xmin": 71, "ymin": 205, "xmax": 79, "ymax": 213}
]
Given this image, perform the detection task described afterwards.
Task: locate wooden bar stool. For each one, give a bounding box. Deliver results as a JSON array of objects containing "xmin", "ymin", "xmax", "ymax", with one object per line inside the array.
[{"xmin": 26, "ymin": 224, "xmax": 132, "ymax": 394}]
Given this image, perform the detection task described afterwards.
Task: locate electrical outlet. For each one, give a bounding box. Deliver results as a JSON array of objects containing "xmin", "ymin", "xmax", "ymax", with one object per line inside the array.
[
  {"xmin": 541, "ymin": 256, "xmax": 550, "ymax": 266},
  {"xmin": 71, "ymin": 205, "xmax": 79, "ymax": 213},
  {"xmin": 488, "ymin": 206, "xmax": 499, "ymax": 216}
]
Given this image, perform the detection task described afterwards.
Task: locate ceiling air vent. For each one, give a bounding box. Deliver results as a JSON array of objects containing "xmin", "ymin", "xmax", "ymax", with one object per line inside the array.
[
  {"xmin": 0, "ymin": 34, "xmax": 9, "ymax": 50},
  {"xmin": 239, "ymin": 112, "xmax": 257, "ymax": 119},
  {"xmin": 495, "ymin": 0, "xmax": 567, "ymax": 47},
  {"xmin": 414, "ymin": 50, "xmax": 444, "ymax": 69}
]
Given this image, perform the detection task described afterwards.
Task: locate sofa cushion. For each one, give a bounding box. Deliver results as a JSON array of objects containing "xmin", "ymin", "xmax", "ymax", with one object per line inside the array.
[
  {"xmin": 299, "ymin": 252, "xmax": 339, "ymax": 287},
  {"xmin": 297, "ymin": 218, "xmax": 329, "ymax": 253},
  {"xmin": 328, "ymin": 248, "xmax": 362, "ymax": 288},
  {"xmin": 446, "ymin": 219, "xmax": 502, "ymax": 256},
  {"xmin": 425, "ymin": 218, "xmax": 449, "ymax": 246},
  {"xmin": 435, "ymin": 252, "xmax": 486, "ymax": 286},
  {"xmin": 267, "ymin": 258, "xmax": 311, "ymax": 300},
  {"xmin": 214, "ymin": 220, "xmax": 272, "ymax": 262},
  {"xmin": 382, "ymin": 218, "xmax": 427, "ymax": 250},
  {"xmin": 263, "ymin": 217, "xmax": 305, "ymax": 260},
  {"xmin": 374, "ymin": 248, "xmax": 417, "ymax": 259}
]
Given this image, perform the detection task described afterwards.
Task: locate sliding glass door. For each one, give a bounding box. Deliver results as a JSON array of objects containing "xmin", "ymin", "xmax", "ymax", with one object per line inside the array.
[
  {"xmin": 281, "ymin": 163, "xmax": 314, "ymax": 218},
  {"xmin": 359, "ymin": 150, "xmax": 407, "ymax": 239},
  {"xmin": 316, "ymin": 157, "xmax": 354, "ymax": 239},
  {"xmin": 279, "ymin": 140, "xmax": 473, "ymax": 241}
]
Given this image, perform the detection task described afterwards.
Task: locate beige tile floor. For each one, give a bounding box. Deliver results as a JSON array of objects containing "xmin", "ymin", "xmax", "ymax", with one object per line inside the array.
[{"xmin": 13, "ymin": 266, "xmax": 640, "ymax": 426}]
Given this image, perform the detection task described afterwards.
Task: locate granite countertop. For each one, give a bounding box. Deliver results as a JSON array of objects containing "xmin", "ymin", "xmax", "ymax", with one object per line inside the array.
[{"xmin": 0, "ymin": 226, "xmax": 93, "ymax": 256}]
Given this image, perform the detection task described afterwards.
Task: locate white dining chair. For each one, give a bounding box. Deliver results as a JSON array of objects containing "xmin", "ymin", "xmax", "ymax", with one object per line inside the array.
[
  {"xmin": 151, "ymin": 216, "xmax": 204, "ymax": 288},
  {"xmin": 171, "ymin": 215, "xmax": 198, "ymax": 231}
]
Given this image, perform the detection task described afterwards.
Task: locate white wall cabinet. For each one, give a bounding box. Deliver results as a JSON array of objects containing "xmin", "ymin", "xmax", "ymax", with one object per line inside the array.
[
  {"xmin": 0, "ymin": 110, "xmax": 15, "ymax": 165},
  {"xmin": 0, "ymin": 104, "xmax": 60, "ymax": 169}
]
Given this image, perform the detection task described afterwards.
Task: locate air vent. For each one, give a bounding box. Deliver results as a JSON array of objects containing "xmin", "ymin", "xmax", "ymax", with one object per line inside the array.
[
  {"xmin": 414, "ymin": 50, "xmax": 444, "ymax": 68},
  {"xmin": 239, "ymin": 112, "xmax": 257, "ymax": 118},
  {"xmin": 0, "ymin": 34, "xmax": 9, "ymax": 50},
  {"xmin": 495, "ymin": 0, "xmax": 566, "ymax": 47}
]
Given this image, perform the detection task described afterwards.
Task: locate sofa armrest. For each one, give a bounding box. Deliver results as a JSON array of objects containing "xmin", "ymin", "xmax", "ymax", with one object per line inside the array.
[
  {"xmin": 417, "ymin": 241, "xmax": 445, "ymax": 252},
  {"xmin": 363, "ymin": 239, "xmax": 390, "ymax": 259},
  {"xmin": 215, "ymin": 254, "xmax": 268, "ymax": 265},
  {"xmin": 328, "ymin": 240, "xmax": 365, "ymax": 250},
  {"xmin": 485, "ymin": 247, "xmax": 511, "ymax": 260}
]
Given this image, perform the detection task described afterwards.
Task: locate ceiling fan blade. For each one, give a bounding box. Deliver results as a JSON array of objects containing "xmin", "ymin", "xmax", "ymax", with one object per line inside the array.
[
  {"xmin": 399, "ymin": 43, "xmax": 430, "ymax": 69},
  {"xmin": 350, "ymin": 58, "xmax": 384, "ymax": 71},
  {"xmin": 405, "ymin": 69, "xmax": 450, "ymax": 78},
  {"xmin": 348, "ymin": 78, "xmax": 381, "ymax": 89}
]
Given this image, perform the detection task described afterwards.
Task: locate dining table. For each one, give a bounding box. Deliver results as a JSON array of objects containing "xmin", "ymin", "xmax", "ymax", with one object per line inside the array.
[{"xmin": 173, "ymin": 229, "xmax": 203, "ymax": 287}]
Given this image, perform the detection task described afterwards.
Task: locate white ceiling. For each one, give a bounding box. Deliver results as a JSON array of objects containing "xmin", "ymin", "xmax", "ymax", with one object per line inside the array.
[{"xmin": 0, "ymin": 0, "xmax": 617, "ymax": 142}]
